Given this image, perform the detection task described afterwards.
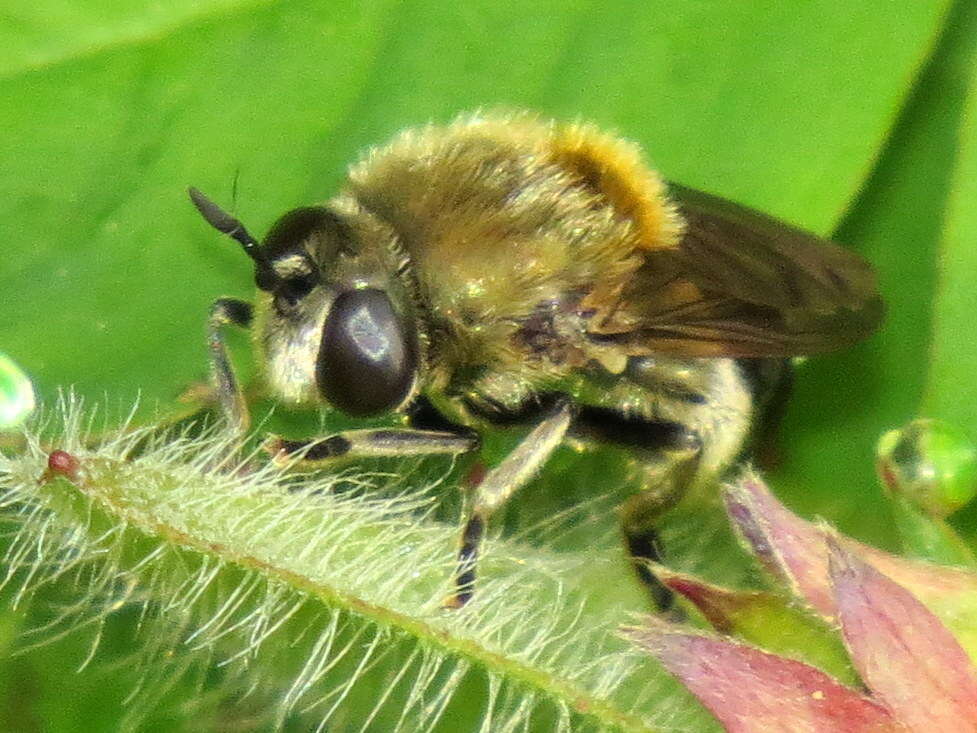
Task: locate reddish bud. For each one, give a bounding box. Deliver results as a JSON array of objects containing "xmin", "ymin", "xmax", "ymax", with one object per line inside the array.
[{"xmin": 44, "ymin": 449, "xmax": 81, "ymax": 482}]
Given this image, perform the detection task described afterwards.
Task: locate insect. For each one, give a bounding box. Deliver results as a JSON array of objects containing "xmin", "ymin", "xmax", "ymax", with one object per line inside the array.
[{"xmin": 189, "ymin": 112, "xmax": 883, "ymax": 608}]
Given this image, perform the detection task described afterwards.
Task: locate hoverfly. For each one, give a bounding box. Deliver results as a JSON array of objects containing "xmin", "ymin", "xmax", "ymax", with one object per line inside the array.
[{"xmin": 189, "ymin": 112, "xmax": 883, "ymax": 607}]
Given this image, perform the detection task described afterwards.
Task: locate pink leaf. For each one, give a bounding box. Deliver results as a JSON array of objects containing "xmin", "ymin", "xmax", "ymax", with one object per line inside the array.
[
  {"xmin": 724, "ymin": 471, "xmax": 977, "ymax": 663},
  {"xmin": 655, "ymin": 563, "xmax": 857, "ymax": 683},
  {"xmin": 723, "ymin": 470, "xmax": 836, "ymax": 617},
  {"xmin": 625, "ymin": 622, "xmax": 899, "ymax": 733},
  {"xmin": 829, "ymin": 540, "xmax": 977, "ymax": 732},
  {"xmin": 654, "ymin": 565, "xmax": 761, "ymax": 633}
]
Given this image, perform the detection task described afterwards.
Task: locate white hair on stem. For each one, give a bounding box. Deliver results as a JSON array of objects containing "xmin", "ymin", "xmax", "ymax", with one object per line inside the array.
[{"xmin": 0, "ymin": 390, "xmax": 714, "ymax": 732}]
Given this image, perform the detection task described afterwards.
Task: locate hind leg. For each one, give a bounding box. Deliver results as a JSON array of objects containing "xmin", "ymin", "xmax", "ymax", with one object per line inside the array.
[
  {"xmin": 617, "ymin": 429, "xmax": 703, "ymax": 610},
  {"xmin": 568, "ymin": 408, "xmax": 704, "ymax": 609}
]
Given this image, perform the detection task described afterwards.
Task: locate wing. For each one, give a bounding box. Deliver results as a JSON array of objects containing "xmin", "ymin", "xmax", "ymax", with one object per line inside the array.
[{"xmin": 584, "ymin": 183, "xmax": 884, "ymax": 358}]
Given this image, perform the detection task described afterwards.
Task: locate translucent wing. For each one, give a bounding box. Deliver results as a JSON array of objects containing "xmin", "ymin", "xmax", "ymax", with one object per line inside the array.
[{"xmin": 586, "ymin": 184, "xmax": 884, "ymax": 357}]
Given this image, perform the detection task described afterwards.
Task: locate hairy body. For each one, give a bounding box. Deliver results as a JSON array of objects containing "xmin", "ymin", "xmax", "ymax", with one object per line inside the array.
[{"xmin": 192, "ymin": 112, "xmax": 880, "ymax": 606}]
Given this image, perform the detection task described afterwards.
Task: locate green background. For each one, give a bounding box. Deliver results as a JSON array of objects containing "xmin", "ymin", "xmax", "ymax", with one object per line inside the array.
[{"xmin": 2, "ymin": 0, "xmax": 977, "ymax": 730}]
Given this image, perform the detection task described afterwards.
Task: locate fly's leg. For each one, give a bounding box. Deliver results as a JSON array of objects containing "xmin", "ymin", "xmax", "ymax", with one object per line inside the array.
[
  {"xmin": 264, "ymin": 394, "xmax": 481, "ymax": 467},
  {"xmin": 208, "ymin": 298, "xmax": 254, "ymax": 434},
  {"xmin": 264, "ymin": 428, "xmax": 479, "ymax": 467},
  {"xmin": 446, "ymin": 400, "xmax": 575, "ymax": 609},
  {"xmin": 617, "ymin": 426, "xmax": 702, "ymax": 611}
]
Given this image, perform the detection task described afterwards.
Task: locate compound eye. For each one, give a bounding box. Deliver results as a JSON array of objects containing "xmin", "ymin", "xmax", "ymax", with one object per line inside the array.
[{"xmin": 316, "ymin": 289, "xmax": 418, "ymax": 416}]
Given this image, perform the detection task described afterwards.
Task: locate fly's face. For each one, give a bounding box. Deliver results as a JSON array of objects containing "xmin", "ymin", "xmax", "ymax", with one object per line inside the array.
[{"xmin": 190, "ymin": 190, "xmax": 422, "ymax": 417}]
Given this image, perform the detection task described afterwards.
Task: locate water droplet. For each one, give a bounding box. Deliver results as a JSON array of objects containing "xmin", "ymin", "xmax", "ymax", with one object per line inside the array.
[
  {"xmin": 877, "ymin": 418, "xmax": 977, "ymax": 517},
  {"xmin": 0, "ymin": 352, "xmax": 36, "ymax": 429}
]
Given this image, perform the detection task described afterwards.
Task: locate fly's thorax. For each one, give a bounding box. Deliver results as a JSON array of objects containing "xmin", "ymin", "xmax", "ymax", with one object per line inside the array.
[
  {"xmin": 422, "ymin": 307, "xmax": 593, "ymax": 429},
  {"xmin": 342, "ymin": 116, "xmax": 646, "ymax": 381}
]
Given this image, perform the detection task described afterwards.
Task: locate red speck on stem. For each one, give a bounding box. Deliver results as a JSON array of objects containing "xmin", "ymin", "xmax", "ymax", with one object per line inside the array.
[
  {"xmin": 46, "ymin": 450, "xmax": 81, "ymax": 481},
  {"xmin": 464, "ymin": 460, "xmax": 487, "ymax": 489}
]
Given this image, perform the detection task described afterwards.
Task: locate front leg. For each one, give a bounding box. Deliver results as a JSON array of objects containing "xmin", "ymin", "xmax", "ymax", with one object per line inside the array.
[
  {"xmin": 447, "ymin": 400, "xmax": 575, "ymax": 608},
  {"xmin": 265, "ymin": 427, "xmax": 479, "ymax": 466},
  {"xmin": 208, "ymin": 297, "xmax": 253, "ymax": 433}
]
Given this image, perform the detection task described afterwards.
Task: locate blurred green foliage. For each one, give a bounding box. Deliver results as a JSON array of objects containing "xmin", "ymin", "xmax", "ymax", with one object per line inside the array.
[{"xmin": 2, "ymin": 0, "xmax": 976, "ymax": 730}]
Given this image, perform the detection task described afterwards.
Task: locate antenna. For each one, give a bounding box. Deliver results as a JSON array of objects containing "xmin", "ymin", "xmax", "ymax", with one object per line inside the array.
[{"xmin": 188, "ymin": 187, "xmax": 266, "ymax": 265}]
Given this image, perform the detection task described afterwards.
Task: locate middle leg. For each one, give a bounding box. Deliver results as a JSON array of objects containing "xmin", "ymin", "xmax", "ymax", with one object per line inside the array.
[
  {"xmin": 446, "ymin": 400, "xmax": 575, "ymax": 608},
  {"xmin": 572, "ymin": 408, "xmax": 704, "ymax": 610}
]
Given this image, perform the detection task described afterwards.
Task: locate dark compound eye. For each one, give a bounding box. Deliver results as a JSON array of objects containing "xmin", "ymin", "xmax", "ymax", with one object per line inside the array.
[{"xmin": 316, "ymin": 289, "xmax": 418, "ymax": 416}]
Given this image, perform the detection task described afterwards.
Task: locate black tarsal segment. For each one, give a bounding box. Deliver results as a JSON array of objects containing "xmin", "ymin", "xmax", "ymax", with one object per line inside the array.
[
  {"xmin": 453, "ymin": 514, "xmax": 485, "ymax": 607},
  {"xmin": 277, "ymin": 435, "xmax": 352, "ymax": 461},
  {"xmin": 625, "ymin": 530, "xmax": 675, "ymax": 611}
]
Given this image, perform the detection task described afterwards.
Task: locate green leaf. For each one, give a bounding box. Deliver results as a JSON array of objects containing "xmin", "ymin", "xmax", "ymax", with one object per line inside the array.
[
  {"xmin": 0, "ymin": 1, "xmax": 965, "ymax": 729},
  {"xmin": 923, "ymin": 26, "xmax": 977, "ymax": 437},
  {"xmin": 775, "ymin": 0, "xmax": 977, "ymax": 548},
  {"xmin": 0, "ymin": 0, "xmax": 273, "ymax": 78},
  {"xmin": 0, "ymin": 0, "xmax": 951, "ymax": 420},
  {"xmin": 0, "ymin": 352, "xmax": 35, "ymax": 429},
  {"xmin": 1, "ymin": 403, "xmax": 718, "ymax": 732},
  {"xmin": 889, "ymin": 495, "xmax": 977, "ymax": 567}
]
